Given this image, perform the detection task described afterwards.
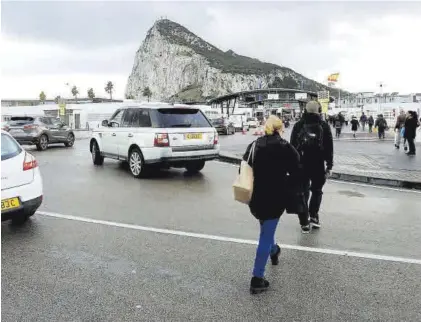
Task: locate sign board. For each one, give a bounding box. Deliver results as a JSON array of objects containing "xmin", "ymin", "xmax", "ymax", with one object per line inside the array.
[
  {"xmin": 267, "ymin": 94, "xmax": 279, "ymax": 100},
  {"xmin": 59, "ymin": 103, "xmax": 66, "ymax": 116},
  {"xmin": 295, "ymin": 93, "xmax": 307, "ymax": 100},
  {"xmin": 317, "ymin": 90, "xmax": 330, "ymax": 114}
]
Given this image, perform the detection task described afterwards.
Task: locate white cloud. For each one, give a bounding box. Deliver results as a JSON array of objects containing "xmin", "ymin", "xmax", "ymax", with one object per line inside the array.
[{"xmin": 1, "ymin": 36, "xmax": 135, "ymax": 99}]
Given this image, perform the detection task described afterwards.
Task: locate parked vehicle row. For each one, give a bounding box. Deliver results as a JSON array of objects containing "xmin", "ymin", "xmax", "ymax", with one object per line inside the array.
[
  {"xmin": 90, "ymin": 105, "xmax": 220, "ymax": 178},
  {"xmin": 2, "ymin": 116, "xmax": 75, "ymax": 151}
]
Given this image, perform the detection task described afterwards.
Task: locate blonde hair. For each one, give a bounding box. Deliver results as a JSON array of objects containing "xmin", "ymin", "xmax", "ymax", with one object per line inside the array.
[{"xmin": 264, "ymin": 115, "xmax": 284, "ymax": 135}]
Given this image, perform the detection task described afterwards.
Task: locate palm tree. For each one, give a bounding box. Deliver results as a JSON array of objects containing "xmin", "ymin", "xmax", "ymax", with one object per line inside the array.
[
  {"xmin": 39, "ymin": 91, "xmax": 46, "ymax": 104},
  {"xmin": 71, "ymin": 86, "xmax": 79, "ymax": 102},
  {"xmin": 87, "ymin": 88, "xmax": 95, "ymax": 100},
  {"xmin": 142, "ymin": 87, "xmax": 152, "ymax": 102},
  {"xmin": 105, "ymin": 81, "xmax": 114, "ymax": 100}
]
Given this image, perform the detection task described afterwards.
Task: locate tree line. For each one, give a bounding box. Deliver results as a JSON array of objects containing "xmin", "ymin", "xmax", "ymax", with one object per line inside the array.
[{"xmin": 38, "ymin": 82, "xmax": 153, "ymax": 103}]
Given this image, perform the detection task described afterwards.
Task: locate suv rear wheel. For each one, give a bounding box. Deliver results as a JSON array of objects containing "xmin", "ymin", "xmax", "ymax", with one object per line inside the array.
[
  {"xmin": 91, "ymin": 141, "xmax": 104, "ymax": 165},
  {"xmin": 185, "ymin": 160, "xmax": 205, "ymax": 173},
  {"xmin": 129, "ymin": 147, "xmax": 148, "ymax": 178}
]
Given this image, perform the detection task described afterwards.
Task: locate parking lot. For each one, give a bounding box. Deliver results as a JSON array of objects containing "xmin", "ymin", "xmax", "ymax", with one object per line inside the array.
[{"xmin": 2, "ymin": 139, "xmax": 421, "ymax": 321}]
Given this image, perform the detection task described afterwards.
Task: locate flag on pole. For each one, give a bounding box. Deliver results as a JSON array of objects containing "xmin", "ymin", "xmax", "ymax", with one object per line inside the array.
[{"xmin": 327, "ymin": 73, "xmax": 340, "ymax": 83}]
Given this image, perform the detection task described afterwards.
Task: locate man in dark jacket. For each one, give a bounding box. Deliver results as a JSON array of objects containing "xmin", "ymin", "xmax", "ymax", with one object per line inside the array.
[
  {"xmin": 291, "ymin": 101, "xmax": 334, "ymax": 231},
  {"xmin": 404, "ymin": 111, "xmax": 420, "ymax": 156},
  {"xmin": 368, "ymin": 115, "xmax": 374, "ymax": 133},
  {"xmin": 375, "ymin": 114, "xmax": 388, "ymax": 139},
  {"xmin": 360, "ymin": 112, "xmax": 367, "ymax": 131}
]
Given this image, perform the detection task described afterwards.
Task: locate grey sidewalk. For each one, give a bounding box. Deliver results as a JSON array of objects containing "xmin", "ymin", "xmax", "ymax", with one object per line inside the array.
[{"xmin": 219, "ymin": 136, "xmax": 421, "ymax": 190}]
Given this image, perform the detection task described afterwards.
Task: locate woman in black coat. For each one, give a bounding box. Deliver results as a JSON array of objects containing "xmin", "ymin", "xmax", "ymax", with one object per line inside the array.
[
  {"xmin": 404, "ymin": 111, "xmax": 420, "ymax": 155},
  {"xmin": 242, "ymin": 115, "xmax": 300, "ymax": 294}
]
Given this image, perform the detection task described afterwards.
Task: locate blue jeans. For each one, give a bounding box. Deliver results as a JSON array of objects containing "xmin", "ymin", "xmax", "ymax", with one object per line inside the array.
[{"xmin": 252, "ymin": 218, "xmax": 280, "ymax": 278}]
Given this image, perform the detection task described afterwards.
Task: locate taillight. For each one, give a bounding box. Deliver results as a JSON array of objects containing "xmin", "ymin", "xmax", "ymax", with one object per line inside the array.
[
  {"xmin": 213, "ymin": 131, "xmax": 219, "ymax": 145},
  {"xmin": 23, "ymin": 124, "xmax": 38, "ymax": 131},
  {"xmin": 2, "ymin": 125, "xmax": 10, "ymax": 132},
  {"xmin": 154, "ymin": 133, "xmax": 170, "ymax": 147},
  {"xmin": 23, "ymin": 152, "xmax": 38, "ymax": 171}
]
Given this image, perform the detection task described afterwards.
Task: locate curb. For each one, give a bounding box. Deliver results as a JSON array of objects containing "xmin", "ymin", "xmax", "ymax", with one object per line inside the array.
[{"xmin": 218, "ymin": 153, "xmax": 421, "ymax": 191}]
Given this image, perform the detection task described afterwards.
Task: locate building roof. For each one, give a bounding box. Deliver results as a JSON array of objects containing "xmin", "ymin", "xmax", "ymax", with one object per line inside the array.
[{"xmin": 208, "ymin": 87, "xmax": 328, "ymax": 104}]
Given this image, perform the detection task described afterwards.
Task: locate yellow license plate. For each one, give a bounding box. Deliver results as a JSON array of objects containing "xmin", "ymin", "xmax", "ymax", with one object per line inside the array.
[
  {"xmin": 1, "ymin": 198, "xmax": 21, "ymax": 212},
  {"xmin": 185, "ymin": 133, "xmax": 202, "ymax": 140}
]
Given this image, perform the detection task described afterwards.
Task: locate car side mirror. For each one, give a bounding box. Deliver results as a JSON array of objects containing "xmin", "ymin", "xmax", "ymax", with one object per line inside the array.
[{"xmin": 102, "ymin": 120, "xmax": 109, "ymax": 127}]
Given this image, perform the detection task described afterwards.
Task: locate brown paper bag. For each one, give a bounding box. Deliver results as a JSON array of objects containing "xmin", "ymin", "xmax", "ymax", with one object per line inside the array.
[{"xmin": 233, "ymin": 142, "xmax": 255, "ymax": 204}]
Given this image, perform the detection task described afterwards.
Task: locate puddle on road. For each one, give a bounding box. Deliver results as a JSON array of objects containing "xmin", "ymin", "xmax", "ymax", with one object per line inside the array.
[{"xmin": 337, "ymin": 190, "xmax": 366, "ymax": 198}]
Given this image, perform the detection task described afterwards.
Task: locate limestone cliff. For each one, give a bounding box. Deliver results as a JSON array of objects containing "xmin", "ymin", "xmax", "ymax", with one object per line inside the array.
[{"xmin": 126, "ymin": 19, "xmax": 334, "ymax": 102}]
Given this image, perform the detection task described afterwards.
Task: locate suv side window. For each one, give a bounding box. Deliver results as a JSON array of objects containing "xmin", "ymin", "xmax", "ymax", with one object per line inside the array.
[
  {"xmin": 121, "ymin": 108, "xmax": 136, "ymax": 127},
  {"xmin": 51, "ymin": 118, "xmax": 62, "ymax": 126},
  {"xmin": 109, "ymin": 109, "xmax": 124, "ymax": 127},
  {"xmin": 133, "ymin": 109, "xmax": 152, "ymax": 128},
  {"xmin": 39, "ymin": 117, "xmax": 52, "ymax": 125}
]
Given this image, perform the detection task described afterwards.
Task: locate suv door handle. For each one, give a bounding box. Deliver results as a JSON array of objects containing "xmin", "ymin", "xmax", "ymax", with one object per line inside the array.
[
  {"xmin": 128, "ymin": 133, "xmax": 133, "ymax": 138},
  {"xmin": 112, "ymin": 133, "xmax": 116, "ymax": 136}
]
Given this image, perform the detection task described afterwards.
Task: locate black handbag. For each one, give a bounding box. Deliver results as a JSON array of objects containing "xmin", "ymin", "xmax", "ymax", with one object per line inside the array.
[
  {"xmin": 285, "ymin": 175, "xmax": 307, "ymax": 214},
  {"xmin": 285, "ymin": 190, "xmax": 307, "ymax": 214}
]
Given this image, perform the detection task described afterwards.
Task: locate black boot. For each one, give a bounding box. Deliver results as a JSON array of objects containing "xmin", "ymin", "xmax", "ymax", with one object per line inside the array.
[
  {"xmin": 250, "ymin": 276, "xmax": 270, "ymax": 294},
  {"xmin": 270, "ymin": 244, "xmax": 281, "ymax": 265}
]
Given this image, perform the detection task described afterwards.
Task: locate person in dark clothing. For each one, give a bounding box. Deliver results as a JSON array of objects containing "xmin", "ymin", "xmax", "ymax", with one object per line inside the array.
[
  {"xmin": 375, "ymin": 114, "xmax": 388, "ymax": 139},
  {"xmin": 334, "ymin": 115, "xmax": 343, "ymax": 138},
  {"xmin": 359, "ymin": 113, "xmax": 367, "ymax": 131},
  {"xmin": 404, "ymin": 111, "xmax": 420, "ymax": 156},
  {"xmin": 350, "ymin": 116, "xmax": 360, "ymax": 138},
  {"xmin": 291, "ymin": 101, "xmax": 334, "ymax": 232},
  {"xmin": 368, "ymin": 115, "xmax": 374, "ymax": 133},
  {"xmin": 242, "ymin": 115, "xmax": 300, "ymax": 294}
]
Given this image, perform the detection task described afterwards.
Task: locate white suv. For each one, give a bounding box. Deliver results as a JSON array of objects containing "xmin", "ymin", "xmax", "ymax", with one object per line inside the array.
[{"xmin": 89, "ymin": 104, "xmax": 220, "ymax": 177}]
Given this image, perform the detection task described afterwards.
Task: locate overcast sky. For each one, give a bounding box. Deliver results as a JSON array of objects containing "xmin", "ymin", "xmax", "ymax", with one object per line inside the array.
[{"xmin": 2, "ymin": 1, "xmax": 421, "ymax": 99}]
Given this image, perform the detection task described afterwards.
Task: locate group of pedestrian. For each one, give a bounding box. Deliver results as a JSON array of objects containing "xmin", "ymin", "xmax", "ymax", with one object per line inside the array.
[
  {"xmin": 394, "ymin": 110, "xmax": 419, "ymax": 156},
  {"xmin": 242, "ymin": 101, "xmax": 333, "ymax": 294}
]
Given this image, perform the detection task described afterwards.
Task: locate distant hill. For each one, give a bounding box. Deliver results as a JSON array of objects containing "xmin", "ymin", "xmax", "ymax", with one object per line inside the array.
[{"xmin": 126, "ymin": 19, "xmax": 343, "ymax": 102}]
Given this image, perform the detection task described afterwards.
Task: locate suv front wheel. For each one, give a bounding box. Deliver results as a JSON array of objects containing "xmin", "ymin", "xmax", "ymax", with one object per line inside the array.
[{"xmin": 185, "ymin": 160, "xmax": 205, "ymax": 173}]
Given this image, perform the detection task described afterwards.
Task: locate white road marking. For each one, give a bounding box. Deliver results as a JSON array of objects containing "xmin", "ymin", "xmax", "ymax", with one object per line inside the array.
[
  {"xmin": 37, "ymin": 211, "xmax": 421, "ymax": 265},
  {"xmin": 211, "ymin": 161, "xmax": 421, "ymax": 194}
]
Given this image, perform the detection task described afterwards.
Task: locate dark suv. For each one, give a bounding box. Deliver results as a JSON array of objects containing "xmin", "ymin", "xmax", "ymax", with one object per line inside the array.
[{"xmin": 4, "ymin": 116, "xmax": 75, "ymax": 151}]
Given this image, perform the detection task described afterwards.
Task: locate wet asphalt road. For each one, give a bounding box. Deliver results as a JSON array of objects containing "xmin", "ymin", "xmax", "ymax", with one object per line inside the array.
[{"xmin": 2, "ymin": 140, "xmax": 421, "ymax": 321}]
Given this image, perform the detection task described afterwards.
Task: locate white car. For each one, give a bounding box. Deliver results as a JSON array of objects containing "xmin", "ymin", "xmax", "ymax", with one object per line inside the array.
[
  {"xmin": 229, "ymin": 115, "xmax": 250, "ymax": 132},
  {"xmin": 1, "ymin": 130, "xmax": 43, "ymax": 224},
  {"xmin": 89, "ymin": 104, "xmax": 220, "ymax": 177},
  {"xmin": 247, "ymin": 117, "xmax": 259, "ymax": 128}
]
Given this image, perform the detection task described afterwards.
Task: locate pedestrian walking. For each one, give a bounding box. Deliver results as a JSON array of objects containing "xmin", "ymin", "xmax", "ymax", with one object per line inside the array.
[
  {"xmin": 242, "ymin": 115, "xmax": 301, "ymax": 294},
  {"xmin": 375, "ymin": 114, "xmax": 388, "ymax": 139},
  {"xmin": 334, "ymin": 115, "xmax": 342, "ymax": 138},
  {"xmin": 359, "ymin": 112, "xmax": 367, "ymax": 131},
  {"xmin": 404, "ymin": 111, "xmax": 420, "ymax": 156},
  {"xmin": 291, "ymin": 101, "xmax": 334, "ymax": 232},
  {"xmin": 350, "ymin": 116, "xmax": 359, "ymax": 138},
  {"xmin": 368, "ymin": 115, "xmax": 374, "ymax": 133},
  {"xmin": 394, "ymin": 110, "xmax": 406, "ymax": 149}
]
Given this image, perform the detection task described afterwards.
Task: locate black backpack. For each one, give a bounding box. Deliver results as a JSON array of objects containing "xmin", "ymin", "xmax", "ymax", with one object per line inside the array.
[{"xmin": 296, "ymin": 121, "xmax": 324, "ymax": 155}]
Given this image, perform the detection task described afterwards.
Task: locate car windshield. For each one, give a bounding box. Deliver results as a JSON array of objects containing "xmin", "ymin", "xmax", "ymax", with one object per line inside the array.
[
  {"xmin": 154, "ymin": 108, "xmax": 211, "ymax": 128},
  {"xmin": 1, "ymin": 133, "xmax": 22, "ymax": 161},
  {"xmin": 8, "ymin": 116, "xmax": 35, "ymax": 126}
]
